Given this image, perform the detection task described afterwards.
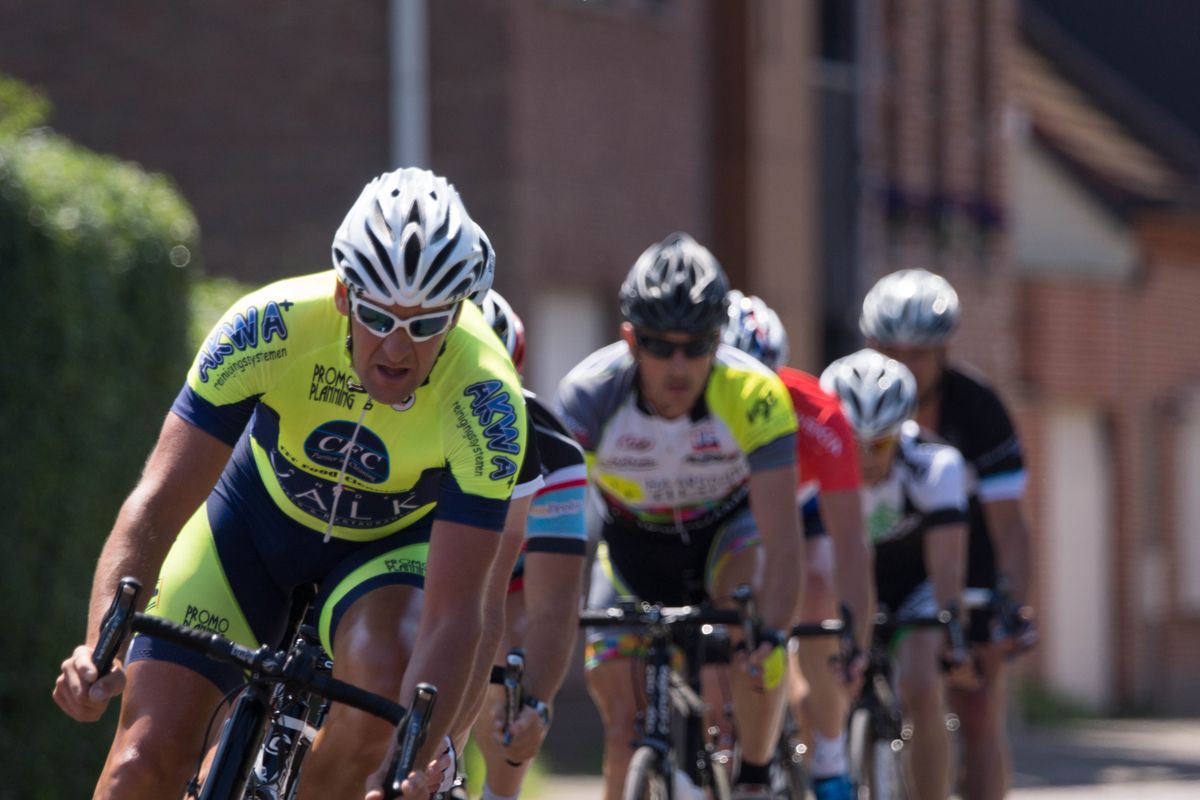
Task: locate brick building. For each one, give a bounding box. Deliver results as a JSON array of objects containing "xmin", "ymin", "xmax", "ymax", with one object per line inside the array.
[{"xmin": 6, "ymin": 0, "xmax": 1200, "ymax": 720}]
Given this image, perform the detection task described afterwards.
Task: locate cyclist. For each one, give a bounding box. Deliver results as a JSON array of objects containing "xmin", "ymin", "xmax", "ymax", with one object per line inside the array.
[
  {"xmin": 723, "ymin": 291, "xmax": 872, "ymax": 800},
  {"xmin": 469, "ymin": 290, "xmax": 588, "ymax": 800},
  {"xmin": 820, "ymin": 348, "xmax": 970, "ymax": 800},
  {"xmin": 52, "ymin": 167, "xmax": 540, "ymax": 800},
  {"xmin": 555, "ymin": 232, "xmax": 803, "ymax": 800},
  {"xmin": 861, "ymin": 269, "xmax": 1037, "ymax": 800}
]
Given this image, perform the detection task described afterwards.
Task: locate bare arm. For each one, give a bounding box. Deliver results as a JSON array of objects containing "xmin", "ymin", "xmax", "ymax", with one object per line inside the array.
[
  {"xmin": 520, "ymin": 551, "xmax": 586, "ymax": 704},
  {"xmin": 819, "ymin": 488, "xmax": 875, "ymax": 650},
  {"xmin": 88, "ymin": 412, "xmax": 232, "ymax": 645},
  {"xmin": 924, "ymin": 521, "xmax": 967, "ymax": 611},
  {"xmin": 454, "ymin": 495, "xmax": 529, "ymax": 741},
  {"xmin": 982, "ymin": 498, "xmax": 1032, "ymax": 605},
  {"xmin": 748, "ymin": 464, "xmax": 804, "ymax": 630},
  {"xmin": 403, "ymin": 494, "xmax": 532, "ymax": 764}
]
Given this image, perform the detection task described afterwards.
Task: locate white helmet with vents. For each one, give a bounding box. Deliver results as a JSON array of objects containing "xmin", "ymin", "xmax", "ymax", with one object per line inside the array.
[
  {"xmin": 819, "ymin": 348, "xmax": 917, "ymax": 440},
  {"xmin": 332, "ymin": 168, "xmax": 494, "ymax": 308},
  {"xmin": 860, "ymin": 268, "xmax": 960, "ymax": 346},
  {"xmin": 722, "ymin": 290, "xmax": 790, "ymax": 371}
]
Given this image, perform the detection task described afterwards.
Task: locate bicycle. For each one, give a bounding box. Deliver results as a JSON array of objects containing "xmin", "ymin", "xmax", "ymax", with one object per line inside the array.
[
  {"xmin": 580, "ymin": 599, "xmax": 745, "ymax": 800},
  {"xmin": 845, "ymin": 607, "xmax": 968, "ymax": 800},
  {"xmin": 93, "ymin": 577, "xmax": 438, "ymax": 800}
]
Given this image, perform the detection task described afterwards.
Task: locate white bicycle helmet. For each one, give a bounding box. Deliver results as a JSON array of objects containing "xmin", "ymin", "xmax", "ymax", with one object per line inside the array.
[
  {"xmin": 819, "ymin": 349, "xmax": 917, "ymax": 440},
  {"xmin": 619, "ymin": 232, "xmax": 730, "ymax": 334},
  {"xmin": 722, "ymin": 290, "xmax": 789, "ymax": 371},
  {"xmin": 478, "ymin": 289, "xmax": 526, "ymax": 373},
  {"xmin": 859, "ymin": 269, "xmax": 960, "ymax": 346},
  {"xmin": 331, "ymin": 167, "xmax": 494, "ymax": 308}
]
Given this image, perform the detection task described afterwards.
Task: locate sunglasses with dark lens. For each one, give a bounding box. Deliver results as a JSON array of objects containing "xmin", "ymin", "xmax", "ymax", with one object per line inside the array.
[
  {"xmin": 858, "ymin": 434, "xmax": 900, "ymax": 458},
  {"xmin": 635, "ymin": 332, "xmax": 718, "ymax": 359},
  {"xmin": 351, "ymin": 295, "xmax": 458, "ymax": 341}
]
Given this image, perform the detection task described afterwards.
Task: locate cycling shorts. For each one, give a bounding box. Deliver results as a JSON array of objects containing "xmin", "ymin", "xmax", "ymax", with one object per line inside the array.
[
  {"xmin": 127, "ymin": 484, "xmax": 432, "ymax": 693},
  {"xmin": 583, "ymin": 506, "xmax": 761, "ymax": 670}
]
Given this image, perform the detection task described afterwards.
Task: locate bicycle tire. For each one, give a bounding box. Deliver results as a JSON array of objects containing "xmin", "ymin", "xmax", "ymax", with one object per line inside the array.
[
  {"xmin": 624, "ymin": 746, "xmax": 670, "ymax": 800},
  {"xmin": 769, "ymin": 733, "xmax": 808, "ymax": 799},
  {"xmin": 848, "ymin": 706, "xmax": 907, "ymax": 800}
]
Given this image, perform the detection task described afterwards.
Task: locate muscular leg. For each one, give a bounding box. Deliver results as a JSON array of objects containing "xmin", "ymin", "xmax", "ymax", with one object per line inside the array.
[
  {"xmin": 298, "ymin": 584, "xmax": 421, "ymax": 799},
  {"xmin": 95, "ymin": 660, "xmax": 228, "ymax": 799},
  {"xmin": 794, "ymin": 537, "xmax": 849, "ymax": 773},
  {"xmin": 586, "ymin": 658, "xmax": 641, "ymax": 800},
  {"xmin": 713, "ymin": 546, "xmax": 786, "ymax": 768},
  {"xmin": 895, "ymin": 629, "xmax": 950, "ymax": 800},
  {"xmin": 949, "ymin": 644, "xmax": 1009, "ymax": 800}
]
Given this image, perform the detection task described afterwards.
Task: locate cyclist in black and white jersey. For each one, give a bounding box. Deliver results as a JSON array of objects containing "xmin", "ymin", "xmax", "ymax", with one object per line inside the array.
[
  {"xmin": 821, "ymin": 349, "xmax": 970, "ymax": 800},
  {"xmin": 469, "ymin": 291, "xmax": 588, "ymax": 800},
  {"xmin": 862, "ymin": 269, "xmax": 1036, "ymax": 800}
]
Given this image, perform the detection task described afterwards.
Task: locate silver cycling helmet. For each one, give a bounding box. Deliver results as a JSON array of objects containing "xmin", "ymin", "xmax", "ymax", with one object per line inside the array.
[
  {"xmin": 478, "ymin": 289, "xmax": 526, "ymax": 373},
  {"xmin": 819, "ymin": 348, "xmax": 917, "ymax": 440},
  {"xmin": 722, "ymin": 290, "xmax": 790, "ymax": 371},
  {"xmin": 619, "ymin": 232, "xmax": 730, "ymax": 334},
  {"xmin": 860, "ymin": 268, "xmax": 960, "ymax": 346},
  {"xmin": 332, "ymin": 167, "xmax": 495, "ymax": 308}
]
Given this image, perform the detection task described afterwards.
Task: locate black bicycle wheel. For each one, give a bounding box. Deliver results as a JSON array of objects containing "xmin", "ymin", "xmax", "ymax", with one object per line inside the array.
[{"xmin": 624, "ymin": 746, "xmax": 670, "ymax": 800}]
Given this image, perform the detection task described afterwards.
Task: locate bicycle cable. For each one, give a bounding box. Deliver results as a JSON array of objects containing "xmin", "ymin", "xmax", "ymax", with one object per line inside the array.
[{"xmin": 184, "ymin": 683, "xmax": 247, "ymax": 798}]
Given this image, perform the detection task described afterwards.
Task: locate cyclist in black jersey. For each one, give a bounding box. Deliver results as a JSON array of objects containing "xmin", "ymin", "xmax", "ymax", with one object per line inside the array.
[
  {"xmin": 52, "ymin": 168, "xmax": 539, "ymax": 800},
  {"xmin": 469, "ymin": 291, "xmax": 588, "ymax": 800},
  {"xmin": 861, "ymin": 269, "xmax": 1037, "ymax": 800}
]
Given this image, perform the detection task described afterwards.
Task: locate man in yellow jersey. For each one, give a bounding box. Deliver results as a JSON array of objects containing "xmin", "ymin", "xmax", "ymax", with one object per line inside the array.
[
  {"xmin": 555, "ymin": 233, "xmax": 804, "ymax": 800},
  {"xmin": 53, "ymin": 168, "xmax": 538, "ymax": 800}
]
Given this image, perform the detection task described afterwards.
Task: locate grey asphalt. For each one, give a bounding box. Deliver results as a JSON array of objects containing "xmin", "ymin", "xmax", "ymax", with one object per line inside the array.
[{"xmin": 534, "ymin": 718, "xmax": 1200, "ymax": 799}]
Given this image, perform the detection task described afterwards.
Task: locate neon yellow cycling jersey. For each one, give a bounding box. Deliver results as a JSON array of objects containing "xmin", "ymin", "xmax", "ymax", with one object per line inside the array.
[
  {"xmin": 554, "ymin": 342, "xmax": 797, "ymax": 534},
  {"xmin": 171, "ymin": 270, "xmax": 527, "ymax": 540}
]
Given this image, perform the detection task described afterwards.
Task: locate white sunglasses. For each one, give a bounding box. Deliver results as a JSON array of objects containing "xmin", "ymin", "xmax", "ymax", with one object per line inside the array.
[{"xmin": 351, "ymin": 295, "xmax": 459, "ymax": 341}]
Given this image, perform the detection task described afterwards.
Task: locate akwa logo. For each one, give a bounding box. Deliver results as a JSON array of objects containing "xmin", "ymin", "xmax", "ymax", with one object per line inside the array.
[
  {"xmin": 303, "ymin": 421, "xmax": 390, "ymax": 484},
  {"xmin": 463, "ymin": 380, "xmax": 519, "ymax": 480}
]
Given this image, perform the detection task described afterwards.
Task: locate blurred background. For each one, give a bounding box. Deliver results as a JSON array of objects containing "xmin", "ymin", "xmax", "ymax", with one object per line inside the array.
[{"xmin": 3, "ymin": 0, "xmax": 1200, "ymax": 797}]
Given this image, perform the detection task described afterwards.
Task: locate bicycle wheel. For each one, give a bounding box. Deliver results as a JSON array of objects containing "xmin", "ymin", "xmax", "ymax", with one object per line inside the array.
[
  {"xmin": 848, "ymin": 706, "xmax": 907, "ymax": 800},
  {"xmin": 624, "ymin": 746, "xmax": 670, "ymax": 800},
  {"xmin": 769, "ymin": 733, "xmax": 808, "ymax": 799}
]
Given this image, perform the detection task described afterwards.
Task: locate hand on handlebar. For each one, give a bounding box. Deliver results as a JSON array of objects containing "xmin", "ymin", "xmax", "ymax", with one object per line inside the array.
[
  {"xmin": 364, "ymin": 747, "xmax": 452, "ymax": 800},
  {"xmin": 940, "ymin": 644, "xmax": 981, "ymax": 691},
  {"xmin": 52, "ymin": 644, "xmax": 126, "ymax": 722},
  {"xmin": 491, "ymin": 702, "xmax": 549, "ymax": 763},
  {"xmin": 999, "ymin": 605, "xmax": 1039, "ymax": 658}
]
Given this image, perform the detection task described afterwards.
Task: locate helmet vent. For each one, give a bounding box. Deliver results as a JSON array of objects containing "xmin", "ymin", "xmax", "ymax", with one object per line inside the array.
[
  {"xmin": 367, "ymin": 221, "xmax": 398, "ymax": 290},
  {"xmin": 403, "ymin": 233, "xmax": 422, "ymax": 284}
]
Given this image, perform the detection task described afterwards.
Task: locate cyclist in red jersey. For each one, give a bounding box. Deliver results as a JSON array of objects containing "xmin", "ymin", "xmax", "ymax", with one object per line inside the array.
[{"xmin": 724, "ymin": 292, "xmax": 873, "ymax": 800}]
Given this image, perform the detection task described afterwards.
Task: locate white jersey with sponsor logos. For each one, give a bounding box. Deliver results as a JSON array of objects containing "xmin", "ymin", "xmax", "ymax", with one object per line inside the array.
[{"xmin": 554, "ymin": 342, "xmax": 797, "ymax": 534}]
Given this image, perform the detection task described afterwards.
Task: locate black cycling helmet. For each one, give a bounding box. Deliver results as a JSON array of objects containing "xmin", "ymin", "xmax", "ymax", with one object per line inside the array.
[{"xmin": 619, "ymin": 232, "xmax": 730, "ymax": 334}]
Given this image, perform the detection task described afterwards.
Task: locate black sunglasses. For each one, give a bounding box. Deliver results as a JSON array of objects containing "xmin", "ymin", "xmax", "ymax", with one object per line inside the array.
[{"xmin": 635, "ymin": 332, "xmax": 718, "ymax": 359}]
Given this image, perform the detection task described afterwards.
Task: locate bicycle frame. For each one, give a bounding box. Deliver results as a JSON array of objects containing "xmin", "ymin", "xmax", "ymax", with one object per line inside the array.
[{"xmin": 92, "ymin": 578, "xmax": 430, "ymax": 800}]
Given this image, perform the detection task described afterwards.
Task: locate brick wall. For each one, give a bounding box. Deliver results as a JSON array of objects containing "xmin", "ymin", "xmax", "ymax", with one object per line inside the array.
[
  {"xmin": 1019, "ymin": 223, "xmax": 1200, "ymax": 711},
  {"xmin": 1, "ymin": 2, "xmax": 391, "ymax": 283}
]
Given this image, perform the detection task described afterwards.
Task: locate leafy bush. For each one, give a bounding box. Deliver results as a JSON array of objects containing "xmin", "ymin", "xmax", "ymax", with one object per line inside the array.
[{"xmin": 0, "ymin": 83, "xmax": 199, "ymax": 798}]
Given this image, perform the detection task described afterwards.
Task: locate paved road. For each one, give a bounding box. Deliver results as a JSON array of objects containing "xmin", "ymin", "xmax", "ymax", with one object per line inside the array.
[{"xmin": 534, "ymin": 718, "xmax": 1200, "ymax": 799}]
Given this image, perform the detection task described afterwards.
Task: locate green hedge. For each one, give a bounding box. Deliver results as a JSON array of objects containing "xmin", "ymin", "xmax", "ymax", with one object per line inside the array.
[{"xmin": 0, "ymin": 88, "xmax": 199, "ymax": 798}]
